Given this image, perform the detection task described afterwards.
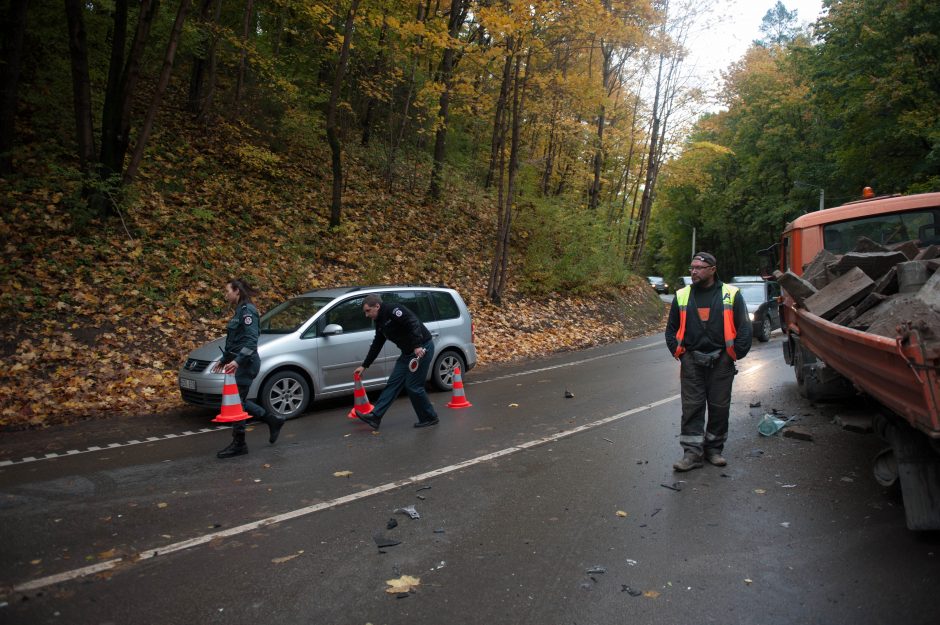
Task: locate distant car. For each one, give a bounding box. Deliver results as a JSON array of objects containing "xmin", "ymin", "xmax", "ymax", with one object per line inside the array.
[
  {"xmin": 730, "ymin": 279, "xmax": 781, "ymax": 342},
  {"xmin": 731, "ymin": 275, "xmax": 764, "ymax": 283},
  {"xmin": 647, "ymin": 276, "xmax": 669, "ymax": 294},
  {"xmin": 178, "ymin": 286, "xmax": 477, "ymax": 419}
]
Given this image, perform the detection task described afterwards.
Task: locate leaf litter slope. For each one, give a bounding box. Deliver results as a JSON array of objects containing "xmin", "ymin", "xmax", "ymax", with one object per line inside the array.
[{"xmin": 0, "ymin": 119, "xmax": 665, "ymax": 430}]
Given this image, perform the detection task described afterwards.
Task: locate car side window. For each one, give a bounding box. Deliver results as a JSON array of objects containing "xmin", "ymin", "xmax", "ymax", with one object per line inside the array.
[
  {"xmin": 385, "ymin": 291, "xmax": 435, "ymax": 322},
  {"xmin": 302, "ymin": 296, "xmax": 371, "ymax": 338},
  {"xmin": 430, "ymin": 291, "xmax": 460, "ymax": 320}
]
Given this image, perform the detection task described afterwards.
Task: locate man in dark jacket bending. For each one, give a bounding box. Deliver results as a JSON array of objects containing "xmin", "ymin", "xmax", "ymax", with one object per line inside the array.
[{"xmin": 354, "ymin": 294, "xmax": 440, "ymax": 430}]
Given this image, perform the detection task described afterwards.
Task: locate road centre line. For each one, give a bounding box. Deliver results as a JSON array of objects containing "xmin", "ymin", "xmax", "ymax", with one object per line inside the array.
[
  {"xmin": 2, "ymin": 341, "xmax": 662, "ymax": 468},
  {"xmin": 467, "ymin": 340, "xmax": 661, "ymax": 385},
  {"xmin": 12, "ymin": 361, "xmax": 766, "ymax": 594}
]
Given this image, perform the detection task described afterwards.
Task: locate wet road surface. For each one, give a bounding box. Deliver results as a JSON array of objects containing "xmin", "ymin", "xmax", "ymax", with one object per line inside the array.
[{"xmin": 1, "ymin": 332, "xmax": 938, "ymax": 624}]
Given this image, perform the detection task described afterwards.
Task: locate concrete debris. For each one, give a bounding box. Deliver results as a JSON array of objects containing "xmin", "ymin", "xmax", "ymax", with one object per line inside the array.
[
  {"xmin": 834, "ymin": 413, "xmax": 874, "ymax": 434},
  {"xmin": 782, "ymin": 426, "xmax": 814, "ymax": 441},
  {"xmin": 791, "ymin": 237, "xmax": 940, "ymax": 343}
]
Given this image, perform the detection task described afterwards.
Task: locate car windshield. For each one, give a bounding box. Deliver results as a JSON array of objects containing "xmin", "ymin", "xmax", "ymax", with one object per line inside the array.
[
  {"xmin": 260, "ymin": 296, "xmax": 332, "ymax": 334},
  {"xmin": 648, "ymin": 276, "xmax": 664, "ymax": 284},
  {"xmin": 734, "ymin": 283, "xmax": 766, "ymax": 305}
]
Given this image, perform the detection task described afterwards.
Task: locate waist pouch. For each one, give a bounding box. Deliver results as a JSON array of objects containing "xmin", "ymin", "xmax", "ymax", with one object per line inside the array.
[{"xmin": 690, "ymin": 349, "xmax": 722, "ymax": 368}]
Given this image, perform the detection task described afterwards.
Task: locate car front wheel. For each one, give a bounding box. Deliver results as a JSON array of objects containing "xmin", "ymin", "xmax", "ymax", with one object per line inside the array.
[
  {"xmin": 756, "ymin": 317, "xmax": 772, "ymax": 342},
  {"xmin": 431, "ymin": 350, "xmax": 466, "ymax": 392},
  {"xmin": 260, "ymin": 370, "xmax": 311, "ymax": 419}
]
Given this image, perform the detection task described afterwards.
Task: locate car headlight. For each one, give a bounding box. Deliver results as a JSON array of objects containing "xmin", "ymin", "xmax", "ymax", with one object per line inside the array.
[{"xmin": 748, "ymin": 312, "xmax": 755, "ymax": 321}]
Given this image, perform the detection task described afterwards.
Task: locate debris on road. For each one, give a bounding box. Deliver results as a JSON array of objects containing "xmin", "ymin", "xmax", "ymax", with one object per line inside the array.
[
  {"xmin": 660, "ymin": 482, "xmax": 683, "ymax": 492},
  {"xmin": 586, "ymin": 566, "xmax": 607, "ymax": 575},
  {"xmin": 386, "ymin": 518, "xmax": 398, "ymax": 530},
  {"xmin": 271, "ymin": 551, "xmax": 303, "ymax": 564},
  {"xmin": 747, "ymin": 449, "xmax": 765, "ymax": 457},
  {"xmin": 385, "ymin": 575, "xmax": 420, "ymax": 594},
  {"xmin": 834, "ymin": 413, "xmax": 874, "ymax": 433},
  {"xmin": 616, "ymin": 510, "xmax": 628, "ymax": 517},
  {"xmin": 783, "ymin": 425, "xmax": 814, "ymax": 441},
  {"xmin": 333, "ymin": 470, "xmax": 353, "ymax": 478},
  {"xmin": 565, "ymin": 389, "xmax": 574, "ymax": 398},
  {"xmin": 394, "ymin": 505, "xmax": 420, "ymax": 519},
  {"xmin": 373, "ymin": 533, "xmax": 402, "ymax": 548},
  {"xmin": 622, "ymin": 585, "xmax": 643, "ymax": 596},
  {"xmin": 758, "ymin": 414, "xmax": 786, "ymax": 436},
  {"xmin": 416, "ymin": 485, "xmax": 432, "ymax": 492},
  {"xmin": 433, "ymin": 528, "xmax": 445, "ymax": 533},
  {"xmin": 750, "ymin": 400, "xmax": 762, "ymax": 408}
]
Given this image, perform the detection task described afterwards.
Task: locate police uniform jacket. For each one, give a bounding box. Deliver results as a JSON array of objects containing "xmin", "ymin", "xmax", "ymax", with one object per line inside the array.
[
  {"xmin": 222, "ymin": 301, "xmax": 261, "ymax": 385},
  {"xmin": 361, "ymin": 303, "xmax": 432, "ymax": 369}
]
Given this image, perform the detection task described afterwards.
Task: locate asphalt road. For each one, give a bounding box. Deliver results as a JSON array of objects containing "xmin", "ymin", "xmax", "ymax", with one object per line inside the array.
[{"xmin": 1, "ymin": 332, "xmax": 938, "ymax": 625}]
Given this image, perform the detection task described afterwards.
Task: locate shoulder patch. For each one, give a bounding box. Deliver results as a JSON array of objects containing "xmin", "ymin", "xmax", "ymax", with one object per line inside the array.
[
  {"xmin": 243, "ymin": 315, "xmax": 253, "ymax": 325},
  {"xmin": 394, "ymin": 308, "xmax": 403, "ymax": 317}
]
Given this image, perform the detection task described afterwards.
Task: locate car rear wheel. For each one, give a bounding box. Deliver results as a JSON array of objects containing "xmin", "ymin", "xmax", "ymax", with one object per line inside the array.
[
  {"xmin": 260, "ymin": 370, "xmax": 310, "ymax": 419},
  {"xmin": 431, "ymin": 350, "xmax": 466, "ymax": 392}
]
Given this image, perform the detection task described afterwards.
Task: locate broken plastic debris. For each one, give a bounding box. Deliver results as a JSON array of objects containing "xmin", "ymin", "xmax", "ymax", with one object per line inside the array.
[
  {"xmin": 622, "ymin": 585, "xmax": 642, "ymax": 596},
  {"xmin": 586, "ymin": 566, "xmax": 606, "ymax": 575},
  {"xmin": 433, "ymin": 528, "xmax": 445, "ymax": 533},
  {"xmin": 758, "ymin": 414, "xmax": 786, "ymax": 436},
  {"xmin": 754, "ymin": 489, "xmax": 767, "ymax": 495},
  {"xmin": 333, "ymin": 470, "xmax": 353, "ymax": 478},
  {"xmin": 395, "ymin": 505, "xmax": 420, "ymax": 519},
  {"xmin": 660, "ymin": 482, "xmax": 683, "ymax": 492},
  {"xmin": 508, "ymin": 403, "xmax": 519, "ymax": 407},
  {"xmin": 564, "ymin": 390, "xmax": 574, "ymax": 398},
  {"xmin": 780, "ymin": 522, "xmax": 791, "ymax": 528},
  {"xmin": 749, "ymin": 400, "xmax": 762, "ymax": 408},
  {"xmin": 744, "ymin": 578, "xmax": 753, "ymax": 585},
  {"xmin": 616, "ymin": 510, "xmax": 628, "ymax": 517},
  {"xmin": 386, "ymin": 518, "xmax": 398, "ymax": 530},
  {"xmin": 626, "ymin": 559, "xmax": 638, "ymax": 566}
]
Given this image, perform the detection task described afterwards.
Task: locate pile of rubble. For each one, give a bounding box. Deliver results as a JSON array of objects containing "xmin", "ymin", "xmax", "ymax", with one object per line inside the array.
[{"xmin": 775, "ymin": 236, "xmax": 940, "ymax": 342}]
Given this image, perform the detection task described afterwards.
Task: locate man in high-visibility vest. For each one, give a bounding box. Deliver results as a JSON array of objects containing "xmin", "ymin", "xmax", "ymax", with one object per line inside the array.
[{"xmin": 665, "ymin": 252, "xmax": 752, "ymax": 471}]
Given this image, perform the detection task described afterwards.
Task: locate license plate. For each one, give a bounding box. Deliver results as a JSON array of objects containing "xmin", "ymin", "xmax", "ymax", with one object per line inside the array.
[{"xmin": 179, "ymin": 378, "xmax": 196, "ymax": 390}]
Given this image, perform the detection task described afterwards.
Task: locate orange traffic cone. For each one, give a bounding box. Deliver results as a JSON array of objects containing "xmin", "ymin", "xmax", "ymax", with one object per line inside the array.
[
  {"xmin": 348, "ymin": 371, "xmax": 376, "ymax": 419},
  {"xmin": 446, "ymin": 366, "xmax": 472, "ymax": 409},
  {"xmin": 213, "ymin": 373, "xmax": 250, "ymax": 423}
]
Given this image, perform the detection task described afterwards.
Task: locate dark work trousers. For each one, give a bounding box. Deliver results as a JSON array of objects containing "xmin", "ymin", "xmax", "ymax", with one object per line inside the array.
[
  {"xmin": 371, "ymin": 340, "xmax": 439, "ymax": 424},
  {"xmin": 678, "ymin": 352, "xmax": 736, "ymax": 456},
  {"xmin": 234, "ymin": 382, "xmax": 268, "ymax": 436}
]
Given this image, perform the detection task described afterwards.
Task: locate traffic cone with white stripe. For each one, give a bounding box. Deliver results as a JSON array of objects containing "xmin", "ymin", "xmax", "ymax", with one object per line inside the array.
[
  {"xmin": 348, "ymin": 371, "xmax": 375, "ymax": 419},
  {"xmin": 213, "ymin": 373, "xmax": 250, "ymax": 423},
  {"xmin": 446, "ymin": 366, "xmax": 472, "ymax": 409}
]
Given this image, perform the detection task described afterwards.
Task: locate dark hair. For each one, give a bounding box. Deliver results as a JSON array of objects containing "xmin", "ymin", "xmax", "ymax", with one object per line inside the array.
[
  {"xmin": 228, "ymin": 278, "xmax": 258, "ymax": 305},
  {"xmin": 363, "ymin": 294, "xmax": 383, "ymax": 307}
]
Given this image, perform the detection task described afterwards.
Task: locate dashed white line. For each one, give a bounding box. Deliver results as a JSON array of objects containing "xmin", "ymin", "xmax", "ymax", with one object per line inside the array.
[{"xmin": 12, "ymin": 393, "xmax": 681, "ymax": 594}]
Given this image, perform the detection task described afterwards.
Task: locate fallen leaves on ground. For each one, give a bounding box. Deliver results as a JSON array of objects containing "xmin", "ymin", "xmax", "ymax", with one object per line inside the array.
[{"xmin": 385, "ymin": 575, "xmax": 421, "ymax": 594}]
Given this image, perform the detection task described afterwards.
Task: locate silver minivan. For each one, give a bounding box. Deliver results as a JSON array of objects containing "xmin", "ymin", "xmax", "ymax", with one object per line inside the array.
[{"xmin": 178, "ymin": 286, "xmax": 477, "ymax": 419}]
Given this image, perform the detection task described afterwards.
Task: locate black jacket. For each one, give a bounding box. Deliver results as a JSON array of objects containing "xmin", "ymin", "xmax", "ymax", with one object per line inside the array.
[
  {"xmin": 362, "ymin": 303, "xmax": 432, "ymax": 368},
  {"xmin": 221, "ymin": 302, "xmax": 261, "ymax": 383},
  {"xmin": 664, "ymin": 281, "xmax": 752, "ymax": 359}
]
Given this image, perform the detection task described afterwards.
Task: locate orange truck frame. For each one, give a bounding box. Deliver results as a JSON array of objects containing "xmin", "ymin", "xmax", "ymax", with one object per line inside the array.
[{"xmin": 770, "ymin": 191, "xmax": 940, "ymax": 530}]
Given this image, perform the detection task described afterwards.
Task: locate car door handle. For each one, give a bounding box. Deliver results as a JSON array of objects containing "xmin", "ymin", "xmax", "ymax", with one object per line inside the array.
[{"xmin": 431, "ymin": 332, "xmax": 440, "ymax": 338}]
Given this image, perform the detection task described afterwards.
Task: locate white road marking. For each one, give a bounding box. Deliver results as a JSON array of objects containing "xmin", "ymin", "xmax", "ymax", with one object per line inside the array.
[{"xmin": 11, "ymin": 360, "xmax": 769, "ymax": 594}]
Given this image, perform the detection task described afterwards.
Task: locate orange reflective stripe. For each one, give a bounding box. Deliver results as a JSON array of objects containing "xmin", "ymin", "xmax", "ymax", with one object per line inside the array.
[
  {"xmin": 674, "ymin": 287, "xmax": 691, "ymax": 357},
  {"xmin": 721, "ymin": 284, "xmax": 739, "ymax": 360}
]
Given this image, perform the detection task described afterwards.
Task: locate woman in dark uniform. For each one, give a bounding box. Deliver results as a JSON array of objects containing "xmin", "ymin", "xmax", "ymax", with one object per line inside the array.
[{"xmin": 212, "ymin": 278, "xmax": 285, "ymax": 459}]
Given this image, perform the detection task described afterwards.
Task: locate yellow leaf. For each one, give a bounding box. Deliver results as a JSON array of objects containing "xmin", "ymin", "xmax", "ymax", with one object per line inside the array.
[
  {"xmin": 385, "ymin": 575, "xmax": 421, "ymax": 594},
  {"xmin": 616, "ymin": 510, "xmax": 628, "ymax": 518},
  {"xmin": 157, "ymin": 502, "xmax": 168, "ymax": 508},
  {"xmin": 643, "ymin": 590, "xmax": 660, "ymax": 598},
  {"xmin": 333, "ymin": 470, "xmax": 353, "ymax": 478}
]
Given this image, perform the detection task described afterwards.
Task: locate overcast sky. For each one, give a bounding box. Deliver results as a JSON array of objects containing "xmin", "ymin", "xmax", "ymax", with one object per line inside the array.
[{"xmin": 684, "ymin": 0, "xmax": 824, "ymax": 94}]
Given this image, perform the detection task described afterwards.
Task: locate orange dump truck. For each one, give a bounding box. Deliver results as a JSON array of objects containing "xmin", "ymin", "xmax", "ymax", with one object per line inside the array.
[{"xmin": 770, "ymin": 191, "xmax": 940, "ymax": 530}]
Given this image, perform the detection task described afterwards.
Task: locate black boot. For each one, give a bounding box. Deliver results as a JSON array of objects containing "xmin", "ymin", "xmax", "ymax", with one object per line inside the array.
[
  {"xmin": 263, "ymin": 412, "xmax": 286, "ymax": 444},
  {"xmin": 217, "ymin": 433, "xmax": 248, "ymax": 459}
]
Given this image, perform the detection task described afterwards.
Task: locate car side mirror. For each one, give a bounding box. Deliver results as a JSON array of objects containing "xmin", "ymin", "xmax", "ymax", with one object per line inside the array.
[{"xmin": 323, "ymin": 323, "xmax": 344, "ymax": 336}]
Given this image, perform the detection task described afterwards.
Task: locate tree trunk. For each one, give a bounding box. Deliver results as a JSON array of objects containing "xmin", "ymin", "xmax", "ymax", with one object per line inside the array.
[
  {"xmin": 187, "ymin": 0, "xmax": 217, "ymax": 115},
  {"xmin": 588, "ymin": 42, "xmax": 613, "ymax": 211},
  {"xmin": 64, "ymin": 0, "xmax": 95, "ymax": 175},
  {"xmin": 196, "ymin": 0, "xmax": 223, "ymax": 122},
  {"xmin": 99, "ymin": 0, "xmax": 159, "ymax": 180},
  {"xmin": 485, "ymin": 40, "xmax": 513, "ymax": 190},
  {"xmin": 427, "ymin": 0, "xmax": 466, "ymax": 201},
  {"xmin": 123, "ymin": 0, "xmax": 193, "ymax": 184},
  {"xmin": 326, "ymin": 0, "xmax": 361, "ymax": 228},
  {"xmin": 360, "ymin": 16, "xmax": 387, "ymax": 147},
  {"xmin": 234, "ymin": 0, "xmax": 255, "ymax": 110},
  {"xmin": 630, "ymin": 48, "xmax": 665, "ymax": 267},
  {"xmin": 0, "ymin": 0, "xmax": 29, "ymax": 175},
  {"xmin": 488, "ymin": 47, "xmax": 529, "ymax": 303}
]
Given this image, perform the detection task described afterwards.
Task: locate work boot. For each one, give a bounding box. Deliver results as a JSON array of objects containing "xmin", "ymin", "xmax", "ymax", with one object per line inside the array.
[
  {"xmin": 672, "ymin": 451, "xmax": 703, "ymax": 472},
  {"xmin": 414, "ymin": 417, "xmax": 439, "ymax": 428},
  {"xmin": 264, "ymin": 412, "xmax": 286, "ymax": 444},
  {"xmin": 357, "ymin": 412, "xmax": 381, "ymax": 430},
  {"xmin": 217, "ymin": 434, "xmax": 248, "ymax": 459},
  {"xmin": 705, "ymin": 452, "xmax": 727, "ymax": 467}
]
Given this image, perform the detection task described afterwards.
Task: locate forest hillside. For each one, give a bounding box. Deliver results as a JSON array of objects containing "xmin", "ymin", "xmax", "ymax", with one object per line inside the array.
[{"xmin": 0, "ymin": 109, "xmax": 665, "ymax": 431}]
